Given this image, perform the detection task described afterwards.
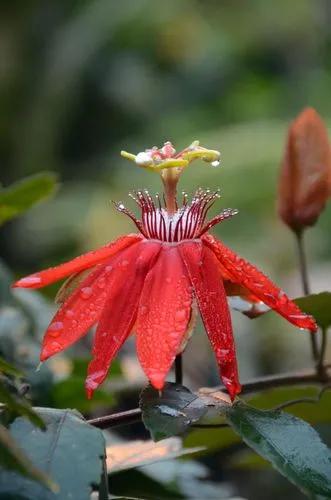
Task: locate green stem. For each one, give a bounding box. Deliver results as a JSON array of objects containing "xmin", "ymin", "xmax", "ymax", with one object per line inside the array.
[
  {"xmin": 295, "ymin": 230, "xmax": 319, "ymax": 362},
  {"xmin": 317, "ymin": 327, "xmax": 328, "ymax": 379}
]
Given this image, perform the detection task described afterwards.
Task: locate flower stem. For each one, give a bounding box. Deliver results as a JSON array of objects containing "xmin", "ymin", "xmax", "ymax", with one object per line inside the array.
[
  {"xmin": 295, "ymin": 230, "xmax": 319, "ymax": 361},
  {"xmin": 317, "ymin": 327, "xmax": 328, "ymax": 379},
  {"xmin": 295, "ymin": 230, "xmax": 310, "ymax": 295},
  {"xmin": 161, "ymin": 168, "xmax": 179, "ymax": 214},
  {"xmin": 175, "ymin": 354, "xmax": 183, "ymax": 385}
]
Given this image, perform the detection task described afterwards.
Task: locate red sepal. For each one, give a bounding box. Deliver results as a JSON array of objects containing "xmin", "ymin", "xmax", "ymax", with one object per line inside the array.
[
  {"xmin": 203, "ymin": 234, "xmax": 317, "ymax": 332},
  {"xmin": 136, "ymin": 246, "xmax": 192, "ymax": 390},
  {"xmin": 85, "ymin": 241, "xmax": 161, "ymax": 398},
  {"xmin": 179, "ymin": 241, "xmax": 241, "ymax": 401},
  {"xmin": 12, "ymin": 234, "xmax": 142, "ymax": 289}
]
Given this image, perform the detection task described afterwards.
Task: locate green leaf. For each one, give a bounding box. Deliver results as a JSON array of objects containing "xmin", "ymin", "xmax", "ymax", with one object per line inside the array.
[
  {"xmin": 226, "ymin": 401, "xmax": 331, "ymax": 497},
  {"xmin": 0, "ymin": 173, "xmax": 58, "ymax": 225},
  {"xmin": 295, "ymin": 292, "xmax": 331, "ymax": 330},
  {"xmin": 0, "ymin": 380, "xmax": 45, "ymax": 429},
  {"xmin": 0, "ymin": 408, "xmax": 106, "ymax": 500},
  {"xmin": 0, "ymin": 357, "xmax": 22, "ymax": 378},
  {"xmin": 0, "ymin": 424, "xmax": 55, "ymax": 492},
  {"xmin": 140, "ymin": 383, "xmax": 208, "ymax": 441},
  {"xmin": 185, "ymin": 386, "xmax": 331, "ymax": 455}
]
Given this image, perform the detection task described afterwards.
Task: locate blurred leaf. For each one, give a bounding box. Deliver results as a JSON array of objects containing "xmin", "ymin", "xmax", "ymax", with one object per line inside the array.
[
  {"xmin": 295, "ymin": 292, "xmax": 331, "ymax": 330},
  {"xmin": 50, "ymin": 357, "xmax": 121, "ymax": 412},
  {"xmin": 0, "ymin": 279, "xmax": 54, "ymax": 405},
  {"xmin": 248, "ymin": 386, "xmax": 331, "ymax": 424},
  {"xmin": 226, "ymin": 401, "xmax": 331, "ymax": 497},
  {"xmin": 184, "ymin": 423, "xmax": 238, "ymax": 454},
  {"xmin": 12, "ymin": 288, "xmax": 53, "ymax": 341},
  {"xmin": 0, "ymin": 260, "xmax": 14, "ymax": 306},
  {"xmin": 0, "ymin": 424, "xmax": 55, "ymax": 492},
  {"xmin": 228, "ymin": 447, "xmax": 269, "ymax": 470},
  {"xmin": 0, "ymin": 380, "xmax": 45, "ymax": 429},
  {"xmin": 0, "ymin": 357, "xmax": 22, "ymax": 378},
  {"xmin": 71, "ymin": 357, "xmax": 122, "ymax": 378},
  {"xmin": 140, "ymin": 383, "xmax": 207, "ymax": 441},
  {"xmin": 110, "ymin": 451, "xmax": 235, "ymax": 500},
  {"xmin": 107, "ymin": 437, "xmax": 203, "ymax": 474},
  {"xmin": 0, "ymin": 408, "xmax": 105, "ymax": 500},
  {"xmin": 0, "ymin": 173, "xmax": 58, "ymax": 225},
  {"xmin": 51, "ymin": 376, "xmax": 114, "ymax": 413},
  {"xmin": 109, "ymin": 468, "xmax": 184, "ymax": 500}
]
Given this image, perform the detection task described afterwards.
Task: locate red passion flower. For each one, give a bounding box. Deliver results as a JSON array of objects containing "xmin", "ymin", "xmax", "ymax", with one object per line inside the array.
[{"xmin": 12, "ymin": 143, "xmax": 317, "ymax": 401}]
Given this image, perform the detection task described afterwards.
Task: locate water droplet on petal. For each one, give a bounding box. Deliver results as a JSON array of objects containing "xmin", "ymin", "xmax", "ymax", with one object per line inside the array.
[
  {"xmin": 85, "ymin": 370, "xmax": 106, "ymax": 390},
  {"xmin": 175, "ymin": 309, "xmax": 187, "ymax": 322},
  {"xmin": 97, "ymin": 278, "xmax": 106, "ymax": 289},
  {"xmin": 80, "ymin": 287, "xmax": 93, "ymax": 299},
  {"xmin": 65, "ymin": 310, "xmax": 74, "ymax": 318},
  {"xmin": 48, "ymin": 321, "xmax": 64, "ymax": 336},
  {"xmin": 140, "ymin": 305, "xmax": 148, "ymax": 315},
  {"xmin": 50, "ymin": 340, "xmax": 62, "ymax": 351},
  {"xmin": 18, "ymin": 275, "xmax": 42, "ymax": 286}
]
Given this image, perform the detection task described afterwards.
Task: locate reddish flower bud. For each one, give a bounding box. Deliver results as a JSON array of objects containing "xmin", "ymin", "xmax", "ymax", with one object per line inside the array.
[{"xmin": 277, "ymin": 107, "xmax": 331, "ymax": 231}]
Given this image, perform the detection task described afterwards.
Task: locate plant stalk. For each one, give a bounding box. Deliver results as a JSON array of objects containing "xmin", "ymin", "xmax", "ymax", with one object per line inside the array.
[
  {"xmin": 175, "ymin": 354, "xmax": 183, "ymax": 385},
  {"xmin": 87, "ymin": 367, "xmax": 330, "ymax": 430},
  {"xmin": 295, "ymin": 230, "xmax": 319, "ymax": 361}
]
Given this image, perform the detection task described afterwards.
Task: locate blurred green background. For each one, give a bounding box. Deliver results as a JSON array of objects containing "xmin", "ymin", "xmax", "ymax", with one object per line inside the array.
[{"xmin": 1, "ymin": 1, "xmax": 331, "ymax": 498}]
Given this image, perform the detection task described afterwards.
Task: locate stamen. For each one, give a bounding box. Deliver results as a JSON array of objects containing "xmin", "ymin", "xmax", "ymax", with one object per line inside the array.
[
  {"xmin": 198, "ymin": 209, "xmax": 239, "ymax": 237},
  {"xmin": 114, "ymin": 189, "xmax": 237, "ymax": 242}
]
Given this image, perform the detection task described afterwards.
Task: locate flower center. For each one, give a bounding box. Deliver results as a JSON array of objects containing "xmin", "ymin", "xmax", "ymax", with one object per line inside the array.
[{"xmin": 115, "ymin": 189, "xmax": 238, "ymax": 242}]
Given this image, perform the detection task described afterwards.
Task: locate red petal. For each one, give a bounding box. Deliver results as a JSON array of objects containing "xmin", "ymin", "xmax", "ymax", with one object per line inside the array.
[
  {"xmin": 179, "ymin": 241, "xmax": 241, "ymax": 401},
  {"xmin": 40, "ymin": 263, "xmax": 113, "ymax": 361},
  {"xmin": 12, "ymin": 234, "xmax": 142, "ymax": 289},
  {"xmin": 86, "ymin": 241, "xmax": 161, "ymax": 398},
  {"xmin": 41, "ymin": 239, "xmax": 148, "ymax": 361},
  {"xmin": 203, "ymin": 234, "xmax": 317, "ymax": 332},
  {"xmin": 136, "ymin": 246, "xmax": 192, "ymax": 390}
]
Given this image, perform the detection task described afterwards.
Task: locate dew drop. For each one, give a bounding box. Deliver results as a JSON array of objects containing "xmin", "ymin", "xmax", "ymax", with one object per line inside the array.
[
  {"xmin": 105, "ymin": 265, "xmax": 113, "ymax": 273},
  {"xmin": 175, "ymin": 309, "xmax": 187, "ymax": 322},
  {"xmin": 111, "ymin": 335, "xmax": 121, "ymax": 345},
  {"xmin": 65, "ymin": 310, "xmax": 74, "ymax": 318},
  {"xmin": 120, "ymin": 259, "xmax": 129, "ymax": 268},
  {"xmin": 19, "ymin": 275, "xmax": 42, "ymax": 286},
  {"xmin": 80, "ymin": 287, "xmax": 93, "ymax": 299},
  {"xmin": 157, "ymin": 405, "xmax": 182, "ymax": 417},
  {"xmin": 50, "ymin": 340, "xmax": 62, "ymax": 351},
  {"xmin": 211, "ymin": 160, "xmax": 220, "ymax": 167},
  {"xmin": 97, "ymin": 278, "xmax": 106, "ymax": 289},
  {"xmin": 85, "ymin": 370, "xmax": 106, "ymax": 390},
  {"xmin": 140, "ymin": 305, "xmax": 148, "ymax": 315},
  {"xmin": 48, "ymin": 321, "xmax": 64, "ymax": 336}
]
